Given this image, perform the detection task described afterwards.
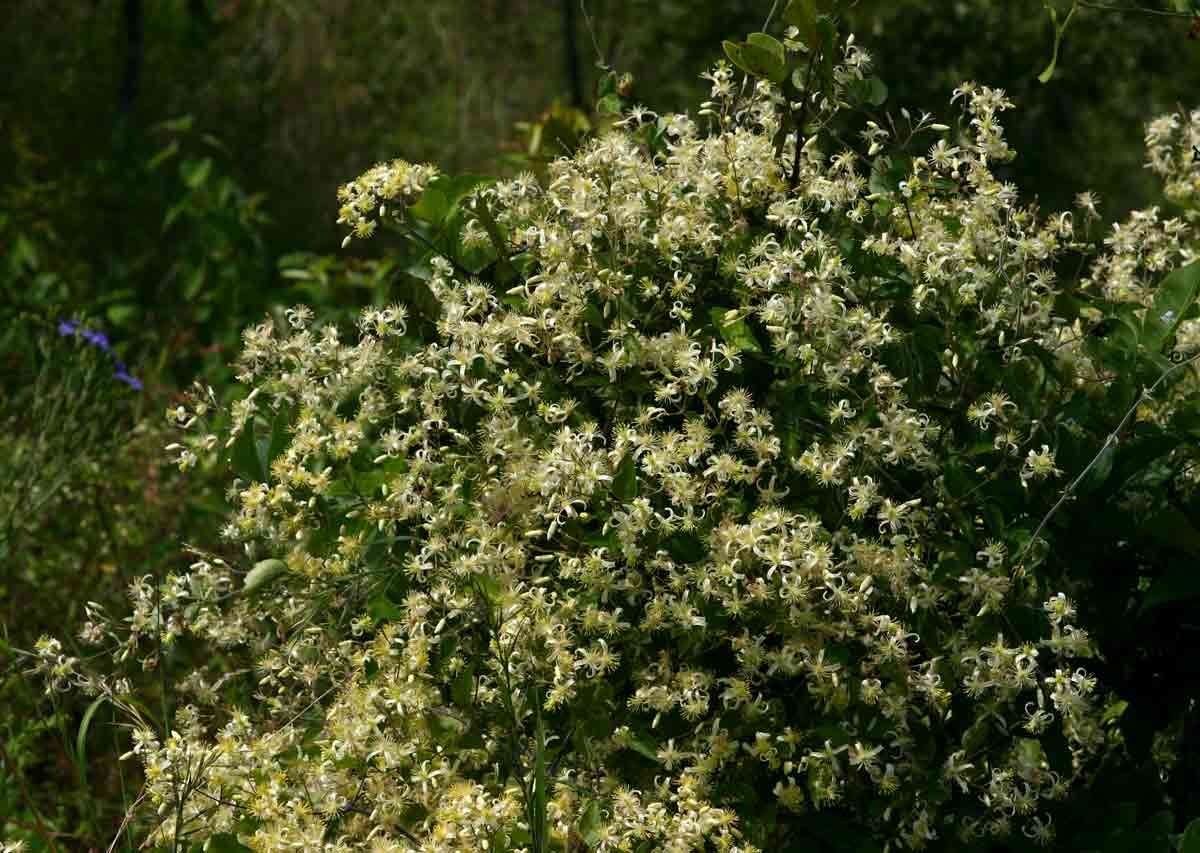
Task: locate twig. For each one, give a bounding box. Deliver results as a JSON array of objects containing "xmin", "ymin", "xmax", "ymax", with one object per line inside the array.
[
  {"xmin": 790, "ymin": 48, "xmax": 820, "ymax": 190},
  {"xmin": 1014, "ymin": 350, "xmax": 1200, "ymax": 570},
  {"xmin": 1077, "ymin": 1, "xmax": 1195, "ymax": 17},
  {"xmin": 761, "ymin": 0, "xmax": 783, "ymax": 31}
]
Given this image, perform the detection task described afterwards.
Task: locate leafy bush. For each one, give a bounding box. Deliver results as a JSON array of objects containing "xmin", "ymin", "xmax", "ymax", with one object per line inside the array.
[{"xmin": 27, "ymin": 6, "xmax": 1200, "ymax": 852}]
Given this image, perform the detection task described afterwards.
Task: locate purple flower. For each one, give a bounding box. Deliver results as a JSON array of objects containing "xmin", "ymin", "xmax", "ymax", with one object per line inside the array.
[
  {"xmin": 115, "ymin": 370, "xmax": 144, "ymax": 391},
  {"xmin": 56, "ymin": 318, "xmax": 143, "ymax": 392},
  {"xmin": 82, "ymin": 329, "xmax": 111, "ymax": 352}
]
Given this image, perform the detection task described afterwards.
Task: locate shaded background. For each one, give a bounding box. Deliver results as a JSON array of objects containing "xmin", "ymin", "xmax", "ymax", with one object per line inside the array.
[
  {"xmin": 4, "ymin": 0, "xmax": 1198, "ymax": 356},
  {"xmin": 2, "ymin": 1, "xmax": 1199, "ymax": 849}
]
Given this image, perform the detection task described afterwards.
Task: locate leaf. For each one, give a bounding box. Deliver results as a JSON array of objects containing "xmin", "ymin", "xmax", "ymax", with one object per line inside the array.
[
  {"xmin": 746, "ymin": 32, "xmax": 786, "ymax": 75},
  {"xmin": 265, "ymin": 408, "xmax": 293, "ymax": 474},
  {"xmin": 244, "ymin": 558, "xmax": 287, "ymax": 594},
  {"xmin": 409, "ymin": 174, "xmax": 494, "ymax": 227},
  {"xmin": 612, "ymin": 454, "xmax": 638, "ymax": 502},
  {"xmin": 723, "ymin": 40, "xmax": 748, "ymax": 72},
  {"xmin": 181, "ymin": 157, "xmax": 213, "ymax": 189},
  {"xmin": 159, "ymin": 115, "xmax": 195, "ymax": 133},
  {"xmin": 596, "ymin": 70, "xmax": 619, "ymax": 99},
  {"xmin": 1039, "ymin": 8, "xmax": 1060, "ymax": 83},
  {"xmin": 865, "ymin": 76, "xmax": 888, "ymax": 106},
  {"xmin": 1141, "ymin": 260, "xmax": 1200, "ymax": 353},
  {"xmin": 451, "ymin": 665, "xmax": 476, "ymax": 708},
  {"xmin": 229, "ymin": 418, "xmax": 266, "ymax": 482},
  {"xmin": 579, "ymin": 799, "xmax": 603, "ymax": 847},
  {"xmin": 723, "ymin": 36, "xmax": 787, "ymax": 84},
  {"xmin": 1180, "ymin": 818, "xmax": 1200, "ymax": 853},
  {"xmin": 105, "ymin": 303, "xmax": 138, "ymax": 325},
  {"xmin": 1139, "ymin": 563, "xmax": 1200, "ymax": 615},
  {"xmin": 1078, "ymin": 441, "xmax": 1115, "ymax": 495},
  {"xmin": 11, "ymin": 234, "xmax": 39, "ymax": 271},
  {"xmin": 597, "ymin": 94, "xmax": 623, "ymax": 116},
  {"xmin": 409, "ymin": 187, "xmax": 449, "ymax": 225},
  {"xmin": 815, "ymin": 16, "xmax": 839, "ymax": 89},
  {"xmin": 869, "ymin": 155, "xmax": 907, "ymax": 196},
  {"xmin": 1038, "ymin": 2, "xmax": 1079, "ymax": 84},
  {"xmin": 147, "ymin": 139, "xmax": 179, "ymax": 171},
  {"xmin": 183, "ymin": 263, "xmax": 207, "ymax": 301},
  {"xmin": 76, "ymin": 695, "xmax": 108, "ymax": 785},
  {"xmin": 368, "ymin": 595, "xmax": 403, "ymax": 623},
  {"xmin": 847, "ymin": 76, "xmax": 888, "ymax": 107},
  {"xmin": 203, "ymin": 834, "xmax": 254, "ymax": 853},
  {"xmin": 627, "ymin": 734, "xmax": 660, "ymax": 763},
  {"xmin": 472, "ymin": 197, "xmax": 516, "ymax": 282},
  {"xmin": 710, "ymin": 307, "xmax": 763, "ymax": 353}
]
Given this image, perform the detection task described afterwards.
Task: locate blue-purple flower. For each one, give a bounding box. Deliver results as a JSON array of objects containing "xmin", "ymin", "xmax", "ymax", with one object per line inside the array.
[{"xmin": 57, "ymin": 319, "xmax": 143, "ymax": 391}]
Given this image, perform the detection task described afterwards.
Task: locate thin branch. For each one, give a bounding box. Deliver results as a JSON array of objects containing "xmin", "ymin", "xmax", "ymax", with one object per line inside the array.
[
  {"xmin": 1077, "ymin": 1, "xmax": 1196, "ymax": 17},
  {"xmin": 790, "ymin": 48, "xmax": 820, "ymax": 190},
  {"xmin": 761, "ymin": 0, "xmax": 783, "ymax": 31},
  {"xmin": 1014, "ymin": 350, "xmax": 1200, "ymax": 570}
]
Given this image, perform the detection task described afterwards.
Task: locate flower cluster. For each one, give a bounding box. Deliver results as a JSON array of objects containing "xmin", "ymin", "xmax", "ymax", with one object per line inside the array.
[{"xmin": 46, "ymin": 23, "xmax": 1200, "ymax": 853}]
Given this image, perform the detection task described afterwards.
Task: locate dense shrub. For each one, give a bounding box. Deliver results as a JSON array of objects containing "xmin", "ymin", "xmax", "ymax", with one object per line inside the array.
[{"xmin": 20, "ymin": 6, "xmax": 1200, "ymax": 853}]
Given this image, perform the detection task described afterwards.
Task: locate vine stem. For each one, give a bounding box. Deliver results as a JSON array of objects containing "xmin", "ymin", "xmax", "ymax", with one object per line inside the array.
[
  {"xmin": 1014, "ymin": 350, "xmax": 1200, "ymax": 571},
  {"xmin": 790, "ymin": 47, "xmax": 819, "ymax": 189},
  {"xmin": 1077, "ymin": 1, "xmax": 1196, "ymax": 17}
]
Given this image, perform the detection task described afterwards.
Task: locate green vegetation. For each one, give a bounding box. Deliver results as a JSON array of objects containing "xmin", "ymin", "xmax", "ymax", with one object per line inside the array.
[{"xmin": 3, "ymin": 1, "xmax": 1200, "ymax": 851}]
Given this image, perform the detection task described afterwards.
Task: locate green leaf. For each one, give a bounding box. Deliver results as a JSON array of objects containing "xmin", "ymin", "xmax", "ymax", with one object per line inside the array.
[
  {"xmin": 710, "ymin": 307, "xmax": 763, "ymax": 353},
  {"xmin": 1038, "ymin": 3, "xmax": 1077, "ymax": 84},
  {"xmin": 472, "ymin": 197, "xmax": 516, "ymax": 282},
  {"xmin": 1078, "ymin": 441, "xmax": 1115, "ymax": 495},
  {"xmin": 265, "ymin": 408, "xmax": 293, "ymax": 474},
  {"xmin": 1139, "ymin": 563, "xmax": 1200, "ymax": 615},
  {"xmin": 867, "ymin": 77, "xmax": 889, "ymax": 106},
  {"xmin": 181, "ymin": 157, "xmax": 213, "ymax": 189},
  {"xmin": 596, "ymin": 70, "xmax": 619, "ymax": 98},
  {"xmin": 612, "ymin": 454, "xmax": 638, "ymax": 502},
  {"xmin": 815, "ymin": 16, "xmax": 838, "ymax": 89},
  {"xmin": 1180, "ymin": 818, "xmax": 1200, "ymax": 853},
  {"xmin": 869, "ymin": 155, "xmax": 907, "ymax": 196},
  {"xmin": 409, "ymin": 187, "xmax": 449, "ymax": 225},
  {"xmin": 410, "ymin": 174, "xmax": 494, "ymax": 227},
  {"xmin": 184, "ymin": 263, "xmax": 206, "ymax": 300},
  {"xmin": 1142, "ymin": 260, "xmax": 1200, "ymax": 353},
  {"xmin": 451, "ymin": 665, "xmax": 476, "ymax": 708},
  {"xmin": 847, "ymin": 76, "xmax": 888, "ymax": 107},
  {"xmin": 627, "ymin": 734, "xmax": 660, "ymax": 763},
  {"xmin": 723, "ymin": 36, "xmax": 787, "ymax": 84},
  {"xmin": 368, "ymin": 595, "xmax": 403, "ymax": 623},
  {"xmin": 203, "ymin": 834, "xmax": 254, "ymax": 853},
  {"xmin": 105, "ymin": 303, "xmax": 138, "ymax": 326},
  {"xmin": 244, "ymin": 558, "xmax": 287, "ymax": 594},
  {"xmin": 75, "ymin": 695, "xmax": 108, "ymax": 785},
  {"xmin": 723, "ymin": 40, "xmax": 749, "ymax": 72},
  {"xmin": 579, "ymin": 799, "xmax": 604, "ymax": 847},
  {"xmin": 229, "ymin": 419, "xmax": 266, "ymax": 482},
  {"xmin": 147, "ymin": 139, "xmax": 180, "ymax": 171},
  {"xmin": 159, "ymin": 115, "xmax": 195, "ymax": 133},
  {"xmin": 597, "ymin": 93, "xmax": 623, "ymax": 116},
  {"xmin": 747, "ymin": 32, "xmax": 786, "ymax": 75}
]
